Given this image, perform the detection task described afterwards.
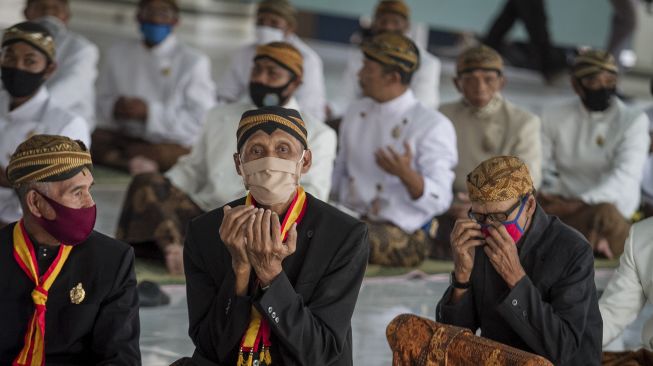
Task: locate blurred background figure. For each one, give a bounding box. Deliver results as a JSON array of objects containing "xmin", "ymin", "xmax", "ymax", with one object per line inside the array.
[
  {"xmin": 23, "ymin": 0, "xmax": 99, "ymax": 128},
  {"xmin": 93, "ymin": 0, "xmax": 215, "ymax": 175}
]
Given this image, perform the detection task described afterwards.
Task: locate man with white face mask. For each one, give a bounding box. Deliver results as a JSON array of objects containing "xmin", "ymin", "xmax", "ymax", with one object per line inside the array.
[
  {"xmin": 217, "ymin": 0, "xmax": 327, "ymax": 121},
  {"xmin": 23, "ymin": 0, "xmax": 99, "ymax": 129},
  {"xmin": 179, "ymin": 106, "xmax": 368, "ymax": 366},
  {"xmin": 115, "ymin": 42, "xmax": 335, "ymax": 275}
]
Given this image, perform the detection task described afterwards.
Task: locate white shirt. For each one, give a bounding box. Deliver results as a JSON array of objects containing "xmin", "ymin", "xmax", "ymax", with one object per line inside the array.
[
  {"xmin": 541, "ymin": 99, "xmax": 650, "ymax": 218},
  {"xmin": 600, "ymin": 217, "xmax": 653, "ymax": 350},
  {"xmin": 332, "ymin": 89, "xmax": 457, "ymax": 233},
  {"xmin": 165, "ymin": 98, "xmax": 337, "ymax": 211},
  {"xmin": 96, "ymin": 35, "xmax": 216, "ymax": 146},
  {"xmin": 330, "ymin": 43, "xmax": 441, "ymax": 117},
  {"xmin": 44, "ymin": 21, "xmax": 99, "ymax": 129},
  {"xmin": 0, "ymin": 87, "xmax": 90, "ymax": 223},
  {"xmin": 216, "ymin": 34, "xmax": 327, "ymax": 122}
]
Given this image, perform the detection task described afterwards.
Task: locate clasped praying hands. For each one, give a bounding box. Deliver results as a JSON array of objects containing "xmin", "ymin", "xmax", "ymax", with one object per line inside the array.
[{"xmin": 219, "ymin": 205, "xmax": 298, "ymax": 291}]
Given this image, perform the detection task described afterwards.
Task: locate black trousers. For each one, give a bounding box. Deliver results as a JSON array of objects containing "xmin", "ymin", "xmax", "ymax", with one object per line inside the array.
[{"xmin": 484, "ymin": 0, "xmax": 559, "ymax": 75}]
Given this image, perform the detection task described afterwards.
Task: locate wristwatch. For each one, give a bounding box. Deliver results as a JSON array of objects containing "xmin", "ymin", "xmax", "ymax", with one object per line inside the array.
[{"xmin": 450, "ymin": 271, "xmax": 471, "ymax": 289}]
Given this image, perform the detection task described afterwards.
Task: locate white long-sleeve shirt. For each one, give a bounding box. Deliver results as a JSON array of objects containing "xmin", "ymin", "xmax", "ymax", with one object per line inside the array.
[
  {"xmin": 216, "ymin": 34, "xmax": 327, "ymax": 122},
  {"xmin": 165, "ymin": 98, "xmax": 336, "ymax": 211},
  {"xmin": 0, "ymin": 87, "xmax": 90, "ymax": 223},
  {"xmin": 45, "ymin": 23, "xmax": 99, "ymax": 129},
  {"xmin": 96, "ymin": 35, "xmax": 216, "ymax": 146},
  {"xmin": 600, "ymin": 217, "xmax": 653, "ymax": 350},
  {"xmin": 332, "ymin": 89, "xmax": 457, "ymax": 233},
  {"xmin": 541, "ymin": 99, "xmax": 650, "ymax": 218},
  {"xmin": 330, "ymin": 43, "xmax": 441, "ymax": 117}
]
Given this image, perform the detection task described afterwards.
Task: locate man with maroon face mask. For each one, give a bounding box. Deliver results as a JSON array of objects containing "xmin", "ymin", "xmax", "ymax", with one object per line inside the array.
[
  {"xmin": 181, "ymin": 106, "xmax": 368, "ymax": 366},
  {"xmin": 436, "ymin": 156, "xmax": 601, "ymax": 366},
  {"xmin": 0, "ymin": 135, "xmax": 140, "ymax": 365}
]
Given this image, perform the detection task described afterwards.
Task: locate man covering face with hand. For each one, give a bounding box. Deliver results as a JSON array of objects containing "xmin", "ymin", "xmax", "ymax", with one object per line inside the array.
[
  {"xmin": 436, "ymin": 156, "xmax": 601, "ymax": 366},
  {"xmin": 182, "ymin": 106, "xmax": 368, "ymax": 366}
]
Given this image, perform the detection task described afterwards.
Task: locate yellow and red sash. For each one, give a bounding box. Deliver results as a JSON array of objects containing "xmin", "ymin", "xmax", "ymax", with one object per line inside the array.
[
  {"xmin": 237, "ymin": 187, "xmax": 307, "ymax": 366},
  {"xmin": 12, "ymin": 220, "xmax": 72, "ymax": 366}
]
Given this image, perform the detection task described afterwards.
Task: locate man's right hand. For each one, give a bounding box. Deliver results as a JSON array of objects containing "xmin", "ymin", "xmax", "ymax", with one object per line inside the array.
[
  {"xmin": 450, "ymin": 219, "xmax": 485, "ymax": 284},
  {"xmin": 219, "ymin": 205, "xmax": 256, "ymax": 272}
]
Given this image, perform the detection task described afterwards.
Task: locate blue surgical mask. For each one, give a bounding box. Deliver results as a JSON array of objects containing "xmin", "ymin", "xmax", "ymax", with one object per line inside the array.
[{"xmin": 139, "ymin": 22, "xmax": 172, "ymax": 45}]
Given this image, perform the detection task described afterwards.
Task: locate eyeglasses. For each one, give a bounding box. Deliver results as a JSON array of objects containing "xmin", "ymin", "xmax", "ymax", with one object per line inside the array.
[{"xmin": 468, "ymin": 195, "xmax": 528, "ymax": 223}]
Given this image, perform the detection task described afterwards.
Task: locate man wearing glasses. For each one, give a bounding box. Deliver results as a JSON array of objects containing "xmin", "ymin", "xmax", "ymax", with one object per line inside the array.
[
  {"xmin": 539, "ymin": 49, "xmax": 649, "ymax": 259},
  {"xmin": 93, "ymin": 0, "xmax": 216, "ymax": 174},
  {"xmin": 436, "ymin": 156, "xmax": 602, "ymax": 366}
]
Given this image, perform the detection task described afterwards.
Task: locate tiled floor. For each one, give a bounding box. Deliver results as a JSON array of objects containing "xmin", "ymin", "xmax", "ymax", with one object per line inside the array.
[{"xmin": 85, "ymin": 32, "xmax": 653, "ymax": 366}]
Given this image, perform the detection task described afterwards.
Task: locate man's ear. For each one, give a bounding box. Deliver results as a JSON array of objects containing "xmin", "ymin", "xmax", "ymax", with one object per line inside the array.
[
  {"xmin": 25, "ymin": 190, "xmax": 55, "ymax": 219},
  {"xmin": 453, "ymin": 76, "xmax": 462, "ymax": 93},
  {"xmin": 300, "ymin": 149, "xmax": 312, "ymax": 174},
  {"xmin": 284, "ymin": 76, "xmax": 302, "ymax": 98},
  {"xmin": 43, "ymin": 62, "xmax": 57, "ymax": 80},
  {"xmin": 526, "ymin": 194, "xmax": 537, "ymax": 216},
  {"xmin": 233, "ymin": 152, "xmax": 242, "ymax": 176},
  {"xmin": 498, "ymin": 74, "xmax": 506, "ymax": 90},
  {"xmin": 571, "ymin": 77, "xmax": 584, "ymax": 99}
]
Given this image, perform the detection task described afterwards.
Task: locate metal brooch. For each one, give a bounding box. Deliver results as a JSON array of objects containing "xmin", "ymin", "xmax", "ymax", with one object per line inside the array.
[{"xmin": 70, "ymin": 283, "xmax": 85, "ymax": 304}]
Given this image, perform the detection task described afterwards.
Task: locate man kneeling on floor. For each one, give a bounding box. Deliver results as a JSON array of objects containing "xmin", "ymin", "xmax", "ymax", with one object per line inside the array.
[
  {"xmin": 182, "ymin": 106, "xmax": 368, "ymax": 366},
  {"xmin": 436, "ymin": 156, "xmax": 602, "ymax": 365}
]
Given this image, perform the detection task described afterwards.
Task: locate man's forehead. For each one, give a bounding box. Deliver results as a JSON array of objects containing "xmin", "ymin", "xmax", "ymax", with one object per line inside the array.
[
  {"xmin": 244, "ymin": 129, "xmax": 300, "ymax": 145},
  {"xmin": 3, "ymin": 42, "xmax": 42, "ymax": 55},
  {"xmin": 471, "ymin": 198, "xmax": 518, "ymax": 212},
  {"xmin": 255, "ymin": 57, "xmax": 287, "ymax": 71}
]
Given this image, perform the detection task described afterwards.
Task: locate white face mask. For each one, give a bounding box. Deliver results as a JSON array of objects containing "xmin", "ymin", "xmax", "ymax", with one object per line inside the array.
[
  {"xmin": 240, "ymin": 151, "xmax": 305, "ymax": 205},
  {"xmin": 255, "ymin": 25, "xmax": 285, "ymax": 45}
]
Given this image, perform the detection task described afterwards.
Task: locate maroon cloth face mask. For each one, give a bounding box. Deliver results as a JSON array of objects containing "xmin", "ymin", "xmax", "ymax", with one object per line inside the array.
[{"xmin": 34, "ymin": 193, "xmax": 97, "ymax": 246}]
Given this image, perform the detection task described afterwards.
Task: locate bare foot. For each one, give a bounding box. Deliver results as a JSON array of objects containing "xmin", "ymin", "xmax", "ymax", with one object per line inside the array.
[
  {"xmin": 594, "ymin": 238, "xmax": 614, "ymax": 260},
  {"xmin": 129, "ymin": 156, "xmax": 159, "ymax": 175},
  {"xmin": 164, "ymin": 245, "xmax": 184, "ymax": 276}
]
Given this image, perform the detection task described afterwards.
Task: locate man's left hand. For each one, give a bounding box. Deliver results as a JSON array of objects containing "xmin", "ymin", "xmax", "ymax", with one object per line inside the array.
[
  {"xmin": 245, "ymin": 208, "xmax": 298, "ymax": 287},
  {"xmin": 375, "ymin": 141, "xmax": 412, "ymax": 179},
  {"xmin": 116, "ymin": 97, "xmax": 148, "ymax": 122},
  {"xmin": 483, "ymin": 224, "xmax": 526, "ymax": 288}
]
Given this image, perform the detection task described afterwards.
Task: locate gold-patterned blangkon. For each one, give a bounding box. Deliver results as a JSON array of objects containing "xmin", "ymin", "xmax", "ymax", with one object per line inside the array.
[
  {"xmin": 466, "ymin": 156, "xmax": 534, "ymax": 203},
  {"xmin": 361, "ymin": 32, "xmax": 419, "ymax": 74},
  {"xmin": 255, "ymin": 42, "xmax": 303, "ymax": 78},
  {"xmin": 2, "ymin": 26, "xmax": 55, "ymax": 60},
  {"xmin": 6, "ymin": 135, "xmax": 92, "ymax": 187},
  {"xmin": 572, "ymin": 49, "xmax": 618, "ymax": 79}
]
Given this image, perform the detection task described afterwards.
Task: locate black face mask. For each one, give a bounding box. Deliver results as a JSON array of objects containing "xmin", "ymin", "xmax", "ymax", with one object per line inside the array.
[
  {"xmin": 1, "ymin": 67, "xmax": 47, "ymax": 98},
  {"xmin": 249, "ymin": 80, "xmax": 293, "ymax": 108},
  {"xmin": 579, "ymin": 83, "xmax": 616, "ymax": 112}
]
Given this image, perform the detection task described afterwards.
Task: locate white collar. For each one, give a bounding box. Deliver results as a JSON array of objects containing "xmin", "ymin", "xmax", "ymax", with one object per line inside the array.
[
  {"xmin": 368, "ymin": 89, "xmax": 417, "ymax": 115},
  {"xmin": 576, "ymin": 97, "xmax": 620, "ymax": 121},
  {"xmin": 148, "ymin": 34, "xmax": 178, "ymax": 56},
  {"xmin": 5, "ymin": 87, "xmax": 49, "ymax": 122}
]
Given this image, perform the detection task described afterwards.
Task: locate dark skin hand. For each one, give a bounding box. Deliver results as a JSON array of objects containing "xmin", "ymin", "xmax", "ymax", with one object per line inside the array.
[
  {"xmin": 219, "ymin": 205, "xmax": 257, "ymax": 296},
  {"xmin": 245, "ymin": 208, "xmax": 297, "ymax": 287},
  {"xmin": 375, "ymin": 141, "xmax": 424, "ymax": 200},
  {"xmin": 113, "ymin": 97, "xmax": 148, "ymax": 122},
  {"xmin": 449, "ymin": 218, "xmax": 486, "ymax": 303},
  {"xmin": 483, "ymin": 224, "xmax": 526, "ymax": 288}
]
